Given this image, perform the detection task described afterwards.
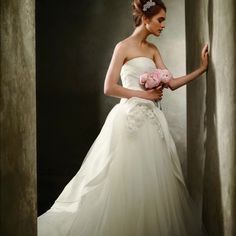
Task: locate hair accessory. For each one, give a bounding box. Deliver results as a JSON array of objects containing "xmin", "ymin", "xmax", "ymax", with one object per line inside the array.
[{"xmin": 143, "ymin": 0, "xmax": 156, "ymax": 11}]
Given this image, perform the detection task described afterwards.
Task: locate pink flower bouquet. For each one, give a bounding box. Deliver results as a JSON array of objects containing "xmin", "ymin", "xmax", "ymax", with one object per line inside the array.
[{"xmin": 139, "ymin": 69, "xmax": 173, "ymax": 89}]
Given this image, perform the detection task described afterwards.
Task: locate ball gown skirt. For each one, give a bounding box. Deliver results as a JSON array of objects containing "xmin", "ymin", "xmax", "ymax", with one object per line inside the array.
[{"xmin": 38, "ymin": 57, "xmax": 207, "ymax": 236}]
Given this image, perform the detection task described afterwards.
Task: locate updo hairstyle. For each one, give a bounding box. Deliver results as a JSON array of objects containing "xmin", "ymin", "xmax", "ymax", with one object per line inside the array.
[{"xmin": 132, "ymin": 0, "xmax": 166, "ymax": 27}]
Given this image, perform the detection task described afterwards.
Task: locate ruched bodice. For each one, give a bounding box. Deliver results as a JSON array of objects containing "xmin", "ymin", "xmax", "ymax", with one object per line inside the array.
[
  {"xmin": 120, "ymin": 57, "xmax": 156, "ymax": 91},
  {"xmin": 119, "ymin": 57, "xmax": 160, "ymax": 106}
]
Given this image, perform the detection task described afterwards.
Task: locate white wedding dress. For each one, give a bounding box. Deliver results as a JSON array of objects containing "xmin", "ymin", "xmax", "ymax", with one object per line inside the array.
[{"xmin": 38, "ymin": 57, "xmax": 207, "ymax": 236}]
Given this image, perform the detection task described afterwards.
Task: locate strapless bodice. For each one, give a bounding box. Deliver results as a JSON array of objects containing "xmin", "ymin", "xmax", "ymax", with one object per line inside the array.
[{"xmin": 120, "ymin": 57, "xmax": 156, "ymax": 91}]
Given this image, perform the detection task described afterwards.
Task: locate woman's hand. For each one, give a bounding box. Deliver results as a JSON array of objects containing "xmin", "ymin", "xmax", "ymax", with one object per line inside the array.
[
  {"xmin": 200, "ymin": 44, "xmax": 209, "ymax": 72},
  {"xmin": 146, "ymin": 85, "xmax": 163, "ymax": 101}
]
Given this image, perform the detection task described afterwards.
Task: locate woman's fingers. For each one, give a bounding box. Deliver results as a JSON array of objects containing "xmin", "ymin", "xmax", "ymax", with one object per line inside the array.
[
  {"xmin": 201, "ymin": 44, "xmax": 209, "ymax": 58},
  {"xmin": 203, "ymin": 43, "xmax": 208, "ymax": 52},
  {"xmin": 200, "ymin": 43, "xmax": 209, "ymax": 70},
  {"xmin": 147, "ymin": 86, "xmax": 163, "ymax": 100},
  {"xmin": 155, "ymin": 85, "xmax": 163, "ymax": 91}
]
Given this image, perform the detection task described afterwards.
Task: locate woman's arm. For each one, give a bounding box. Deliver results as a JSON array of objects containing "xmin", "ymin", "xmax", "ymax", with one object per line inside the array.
[
  {"xmin": 104, "ymin": 42, "xmax": 163, "ymax": 101},
  {"xmin": 168, "ymin": 44, "xmax": 209, "ymax": 91},
  {"xmin": 153, "ymin": 44, "xmax": 167, "ymax": 70}
]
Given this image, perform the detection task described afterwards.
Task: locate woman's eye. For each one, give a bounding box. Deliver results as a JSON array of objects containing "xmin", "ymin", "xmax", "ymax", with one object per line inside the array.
[{"xmin": 157, "ymin": 18, "xmax": 165, "ymax": 23}]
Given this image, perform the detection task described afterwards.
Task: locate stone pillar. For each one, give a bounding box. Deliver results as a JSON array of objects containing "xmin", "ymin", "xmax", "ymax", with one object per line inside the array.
[
  {"xmin": 186, "ymin": 0, "xmax": 236, "ymax": 235},
  {"xmin": 0, "ymin": 0, "xmax": 37, "ymax": 235},
  {"xmin": 185, "ymin": 0, "xmax": 209, "ymax": 218}
]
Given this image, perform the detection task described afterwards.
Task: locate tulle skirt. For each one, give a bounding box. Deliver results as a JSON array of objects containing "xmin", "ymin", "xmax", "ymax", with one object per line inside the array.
[{"xmin": 38, "ymin": 97, "xmax": 207, "ymax": 236}]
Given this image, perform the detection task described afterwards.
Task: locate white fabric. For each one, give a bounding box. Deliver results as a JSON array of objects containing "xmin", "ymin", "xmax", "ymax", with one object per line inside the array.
[{"xmin": 38, "ymin": 57, "xmax": 207, "ymax": 236}]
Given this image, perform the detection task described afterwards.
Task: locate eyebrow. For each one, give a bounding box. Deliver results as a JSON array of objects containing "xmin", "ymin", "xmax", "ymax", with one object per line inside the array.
[{"xmin": 158, "ymin": 17, "xmax": 165, "ymax": 21}]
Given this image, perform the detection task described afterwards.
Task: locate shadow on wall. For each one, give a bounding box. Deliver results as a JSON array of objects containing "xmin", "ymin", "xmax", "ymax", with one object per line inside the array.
[
  {"xmin": 36, "ymin": 0, "xmax": 101, "ymax": 215},
  {"xmin": 202, "ymin": 1, "xmax": 224, "ymax": 235},
  {"xmin": 36, "ymin": 0, "xmax": 132, "ymax": 215}
]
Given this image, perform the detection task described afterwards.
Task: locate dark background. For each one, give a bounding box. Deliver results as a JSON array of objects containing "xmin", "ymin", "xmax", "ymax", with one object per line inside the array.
[{"xmin": 36, "ymin": 0, "xmax": 133, "ymax": 215}]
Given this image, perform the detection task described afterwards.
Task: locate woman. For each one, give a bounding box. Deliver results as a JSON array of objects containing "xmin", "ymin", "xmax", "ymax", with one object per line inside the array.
[{"xmin": 38, "ymin": 0, "xmax": 209, "ymax": 235}]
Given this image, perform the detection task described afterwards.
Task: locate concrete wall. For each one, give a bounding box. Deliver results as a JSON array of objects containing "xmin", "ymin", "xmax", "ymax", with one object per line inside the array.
[
  {"xmin": 186, "ymin": 0, "xmax": 236, "ymax": 235},
  {"xmin": 0, "ymin": 0, "xmax": 37, "ymax": 235}
]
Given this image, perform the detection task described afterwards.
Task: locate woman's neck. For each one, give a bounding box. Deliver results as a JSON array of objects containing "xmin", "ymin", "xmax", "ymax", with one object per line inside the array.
[{"xmin": 130, "ymin": 24, "xmax": 150, "ymax": 45}]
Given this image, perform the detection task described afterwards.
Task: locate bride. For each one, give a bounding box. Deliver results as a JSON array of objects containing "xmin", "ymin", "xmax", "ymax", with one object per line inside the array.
[{"xmin": 38, "ymin": 0, "xmax": 209, "ymax": 235}]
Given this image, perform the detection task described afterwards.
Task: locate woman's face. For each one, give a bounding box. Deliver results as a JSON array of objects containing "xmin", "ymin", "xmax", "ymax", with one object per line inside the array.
[{"xmin": 144, "ymin": 9, "xmax": 166, "ymax": 37}]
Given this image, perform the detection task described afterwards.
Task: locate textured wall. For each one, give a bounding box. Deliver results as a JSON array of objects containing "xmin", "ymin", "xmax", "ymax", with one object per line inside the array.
[
  {"xmin": 186, "ymin": 0, "xmax": 236, "ymax": 235},
  {"xmin": 0, "ymin": 0, "xmax": 37, "ymax": 235}
]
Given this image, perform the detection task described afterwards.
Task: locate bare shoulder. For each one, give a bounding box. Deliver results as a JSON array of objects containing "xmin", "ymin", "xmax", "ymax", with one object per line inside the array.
[
  {"xmin": 147, "ymin": 42, "xmax": 166, "ymax": 69},
  {"xmin": 112, "ymin": 38, "xmax": 135, "ymax": 62},
  {"xmin": 146, "ymin": 42, "xmax": 162, "ymax": 56},
  {"xmin": 114, "ymin": 39, "xmax": 131, "ymax": 54},
  {"xmin": 107, "ymin": 40, "xmax": 131, "ymax": 67}
]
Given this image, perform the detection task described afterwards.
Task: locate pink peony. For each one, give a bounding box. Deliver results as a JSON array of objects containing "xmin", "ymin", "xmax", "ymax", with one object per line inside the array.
[{"xmin": 139, "ymin": 69, "xmax": 173, "ymax": 89}]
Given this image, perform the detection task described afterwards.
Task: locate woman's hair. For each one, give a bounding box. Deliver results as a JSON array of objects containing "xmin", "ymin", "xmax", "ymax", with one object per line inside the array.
[{"xmin": 132, "ymin": 0, "xmax": 166, "ymax": 27}]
